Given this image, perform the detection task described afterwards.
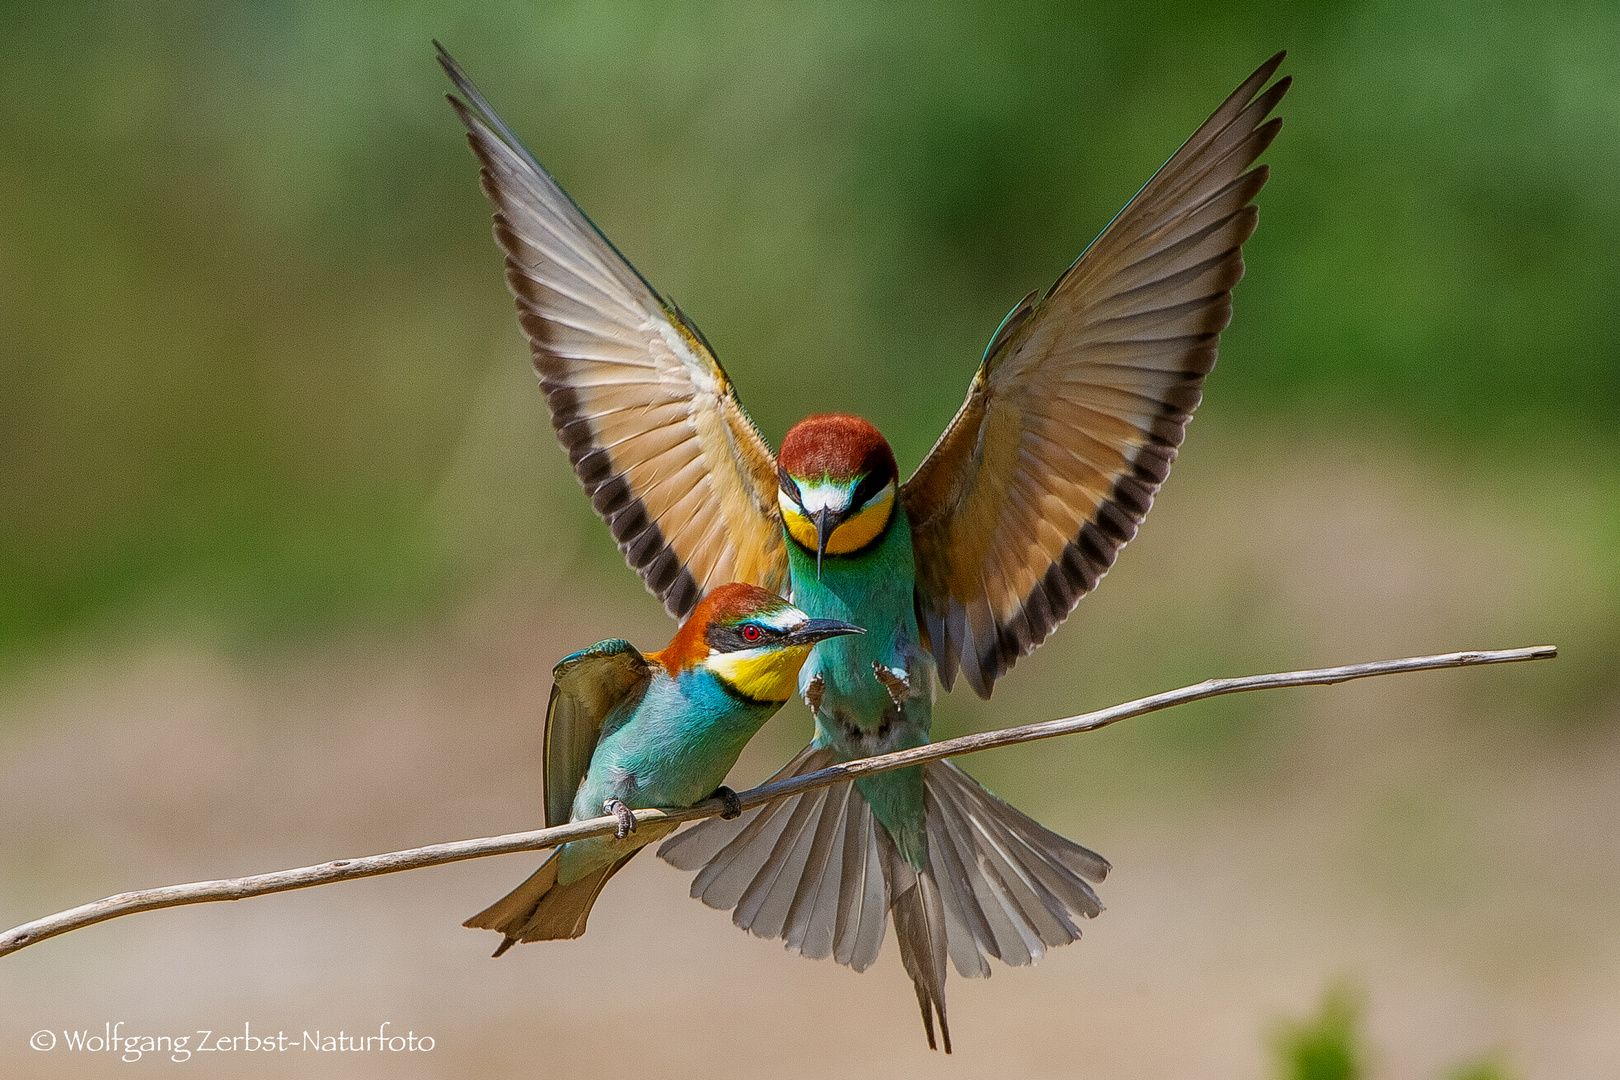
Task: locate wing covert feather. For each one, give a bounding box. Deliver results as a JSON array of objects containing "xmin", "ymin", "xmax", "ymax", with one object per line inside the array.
[
  {"xmin": 440, "ymin": 46, "xmax": 788, "ymax": 619},
  {"xmin": 543, "ymin": 640, "xmax": 651, "ymax": 828},
  {"xmin": 903, "ymin": 53, "xmax": 1289, "ymax": 696}
]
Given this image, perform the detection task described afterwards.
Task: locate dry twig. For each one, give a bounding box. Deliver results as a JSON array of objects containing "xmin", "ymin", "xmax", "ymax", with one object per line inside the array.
[{"xmin": 0, "ymin": 645, "xmax": 1555, "ymax": 958}]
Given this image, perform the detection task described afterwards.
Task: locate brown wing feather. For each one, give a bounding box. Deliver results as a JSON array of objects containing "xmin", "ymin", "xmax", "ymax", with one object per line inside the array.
[
  {"xmin": 904, "ymin": 53, "xmax": 1289, "ymax": 696},
  {"xmin": 543, "ymin": 640, "xmax": 651, "ymax": 828},
  {"xmin": 439, "ymin": 46, "xmax": 788, "ymax": 619},
  {"xmin": 541, "ymin": 641, "xmax": 648, "ymax": 829}
]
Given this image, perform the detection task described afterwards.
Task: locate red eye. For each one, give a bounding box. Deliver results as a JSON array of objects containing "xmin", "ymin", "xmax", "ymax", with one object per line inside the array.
[{"xmin": 742, "ymin": 624, "xmax": 762, "ymax": 642}]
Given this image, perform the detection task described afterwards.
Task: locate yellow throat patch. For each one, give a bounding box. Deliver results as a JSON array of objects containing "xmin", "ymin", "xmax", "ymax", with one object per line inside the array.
[
  {"xmin": 705, "ymin": 644, "xmax": 811, "ymax": 703},
  {"xmin": 780, "ymin": 482, "xmax": 895, "ymax": 555}
]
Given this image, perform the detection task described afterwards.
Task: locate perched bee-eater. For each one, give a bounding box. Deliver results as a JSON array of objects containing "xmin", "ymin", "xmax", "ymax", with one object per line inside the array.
[
  {"xmin": 464, "ymin": 583, "xmax": 861, "ymax": 955},
  {"xmin": 441, "ymin": 44, "xmax": 1287, "ymax": 1049}
]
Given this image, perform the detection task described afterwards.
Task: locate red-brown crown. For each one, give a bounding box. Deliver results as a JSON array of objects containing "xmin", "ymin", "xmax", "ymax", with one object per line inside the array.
[
  {"xmin": 778, "ymin": 414, "xmax": 897, "ymax": 487},
  {"xmin": 648, "ymin": 582, "xmax": 793, "ymax": 675}
]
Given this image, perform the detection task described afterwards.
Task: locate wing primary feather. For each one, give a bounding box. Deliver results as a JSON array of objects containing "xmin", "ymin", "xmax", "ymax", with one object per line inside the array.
[
  {"xmin": 442, "ymin": 45, "xmax": 788, "ymax": 621},
  {"xmin": 439, "ymin": 43, "xmax": 668, "ymax": 304},
  {"xmin": 666, "ymin": 295, "xmax": 721, "ymax": 360},
  {"xmin": 984, "ymin": 290, "xmax": 1041, "ymax": 366},
  {"xmin": 903, "ymin": 54, "xmax": 1288, "ymax": 696}
]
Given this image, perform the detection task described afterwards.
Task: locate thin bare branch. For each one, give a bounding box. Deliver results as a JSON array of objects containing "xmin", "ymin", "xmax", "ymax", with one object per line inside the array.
[{"xmin": 0, "ymin": 644, "xmax": 1555, "ymax": 958}]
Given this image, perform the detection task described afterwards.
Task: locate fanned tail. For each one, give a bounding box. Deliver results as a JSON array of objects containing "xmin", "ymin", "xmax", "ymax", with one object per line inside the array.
[
  {"xmin": 463, "ymin": 848, "xmax": 640, "ymax": 955},
  {"xmin": 658, "ymin": 747, "xmax": 1108, "ymax": 1051}
]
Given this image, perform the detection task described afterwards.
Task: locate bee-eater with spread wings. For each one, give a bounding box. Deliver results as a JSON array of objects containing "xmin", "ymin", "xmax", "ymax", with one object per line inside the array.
[
  {"xmin": 465, "ymin": 583, "xmax": 860, "ymax": 955},
  {"xmin": 441, "ymin": 44, "xmax": 1288, "ymax": 1049}
]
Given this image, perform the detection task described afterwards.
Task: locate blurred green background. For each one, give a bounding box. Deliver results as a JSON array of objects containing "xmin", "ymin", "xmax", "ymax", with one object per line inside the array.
[
  {"xmin": 4, "ymin": 4, "xmax": 1620, "ymax": 1077},
  {"xmin": 3, "ymin": 0, "xmax": 1617, "ymax": 666}
]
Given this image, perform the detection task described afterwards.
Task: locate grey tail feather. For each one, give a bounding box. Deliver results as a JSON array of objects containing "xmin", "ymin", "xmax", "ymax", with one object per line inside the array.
[
  {"xmin": 658, "ymin": 746, "xmax": 1108, "ymax": 1051},
  {"xmin": 926, "ymin": 759, "xmax": 1109, "ymax": 975},
  {"xmin": 464, "ymin": 849, "xmax": 641, "ymax": 954},
  {"xmin": 658, "ymin": 743, "xmax": 890, "ymax": 972},
  {"xmin": 878, "ymin": 823, "xmax": 952, "ymax": 1053}
]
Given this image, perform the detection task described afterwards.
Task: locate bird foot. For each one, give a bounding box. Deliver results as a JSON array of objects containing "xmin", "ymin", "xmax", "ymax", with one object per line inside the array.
[
  {"xmin": 713, "ymin": 786, "xmax": 743, "ymax": 820},
  {"xmin": 872, "ymin": 662, "xmax": 910, "ymax": 706},
  {"xmin": 802, "ymin": 673, "xmax": 824, "ymax": 714},
  {"xmin": 604, "ymin": 798, "xmax": 636, "ymax": 839}
]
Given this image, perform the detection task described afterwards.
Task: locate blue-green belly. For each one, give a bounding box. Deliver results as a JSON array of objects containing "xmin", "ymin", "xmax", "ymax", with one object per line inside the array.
[
  {"xmin": 789, "ymin": 513, "xmax": 932, "ymax": 867},
  {"xmin": 559, "ymin": 669, "xmax": 778, "ymax": 884}
]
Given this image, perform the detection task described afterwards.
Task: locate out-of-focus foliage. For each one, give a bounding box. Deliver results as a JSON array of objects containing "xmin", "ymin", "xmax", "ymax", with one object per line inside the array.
[
  {"xmin": 1274, "ymin": 983, "xmax": 1363, "ymax": 1080},
  {"xmin": 1272, "ymin": 985, "xmax": 1518, "ymax": 1080},
  {"xmin": 2, "ymin": 0, "xmax": 1618, "ymax": 657}
]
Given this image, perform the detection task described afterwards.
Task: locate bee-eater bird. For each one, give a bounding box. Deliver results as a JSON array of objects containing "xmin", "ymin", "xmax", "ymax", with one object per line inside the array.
[
  {"xmin": 440, "ymin": 43, "xmax": 1287, "ymax": 1049},
  {"xmin": 464, "ymin": 582, "xmax": 861, "ymax": 955}
]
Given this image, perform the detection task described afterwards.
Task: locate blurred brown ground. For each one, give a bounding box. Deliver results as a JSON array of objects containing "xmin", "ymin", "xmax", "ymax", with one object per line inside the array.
[{"xmin": 3, "ymin": 433, "xmax": 1614, "ymax": 1079}]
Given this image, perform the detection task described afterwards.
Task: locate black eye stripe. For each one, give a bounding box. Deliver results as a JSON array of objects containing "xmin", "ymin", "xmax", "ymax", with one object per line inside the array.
[
  {"xmin": 849, "ymin": 472, "xmax": 891, "ymax": 513},
  {"xmin": 777, "ymin": 466, "xmax": 803, "ymax": 508},
  {"xmin": 779, "ymin": 471, "xmax": 889, "ymax": 523},
  {"xmin": 705, "ymin": 622, "xmax": 785, "ymax": 653}
]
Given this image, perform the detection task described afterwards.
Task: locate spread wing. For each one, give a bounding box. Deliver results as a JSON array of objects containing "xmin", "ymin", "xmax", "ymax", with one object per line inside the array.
[
  {"xmin": 543, "ymin": 639, "xmax": 652, "ymax": 828},
  {"xmin": 903, "ymin": 53, "xmax": 1289, "ymax": 698},
  {"xmin": 439, "ymin": 45, "xmax": 789, "ymax": 620}
]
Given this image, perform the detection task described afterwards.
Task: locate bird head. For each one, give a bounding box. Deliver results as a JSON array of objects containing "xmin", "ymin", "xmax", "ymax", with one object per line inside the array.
[
  {"xmin": 776, "ymin": 414, "xmax": 900, "ymax": 577},
  {"xmin": 650, "ymin": 583, "xmax": 864, "ymax": 703}
]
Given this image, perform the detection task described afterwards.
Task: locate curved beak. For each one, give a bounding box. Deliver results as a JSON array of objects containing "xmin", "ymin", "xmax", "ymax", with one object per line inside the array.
[
  {"xmin": 784, "ymin": 618, "xmax": 865, "ymax": 646},
  {"xmin": 812, "ymin": 509, "xmax": 838, "ymax": 579}
]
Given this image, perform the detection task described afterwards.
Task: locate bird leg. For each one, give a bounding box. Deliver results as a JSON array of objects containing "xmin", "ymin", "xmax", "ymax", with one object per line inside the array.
[
  {"xmin": 712, "ymin": 786, "xmax": 743, "ymax": 820},
  {"xmin": 604, "ymin": 798, "xmax": 636, "ymax": 839}
]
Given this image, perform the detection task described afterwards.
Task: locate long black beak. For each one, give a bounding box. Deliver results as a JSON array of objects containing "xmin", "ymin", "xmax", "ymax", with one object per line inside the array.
[
  {"xmin": 784, "ymin": 618, "xmax": 864, "ymax": 646},
  {"xmin": 812, "ymin": 509, "xmax": 837, "ymax": 578}
]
